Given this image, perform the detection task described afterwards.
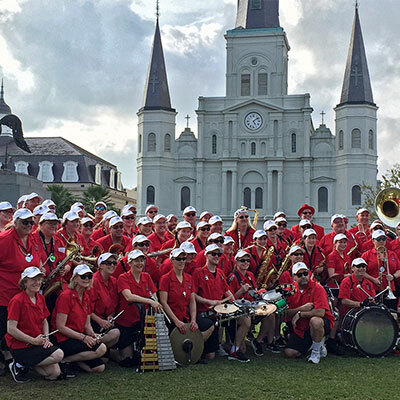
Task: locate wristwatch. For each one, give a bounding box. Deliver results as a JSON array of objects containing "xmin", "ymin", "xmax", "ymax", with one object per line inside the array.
[{"xmin": 297, "ymin": 311, "xmax": 302, "ymax": 318}]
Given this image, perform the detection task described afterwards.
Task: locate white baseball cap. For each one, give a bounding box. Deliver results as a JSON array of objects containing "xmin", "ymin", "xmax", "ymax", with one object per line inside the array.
[
  {"xmin": 183, "ymin": 206, "xmax": 196, "ymax": 215},
  {"xmin": 103, "ymin": 210, "xmax": 118, "ymax": 221},
  {"xmin": 153, "ymin": 214, "xmax": 167, "ymax": 223},
  {"xmin": 138, "ymin": 216, "xmax": 153, "ymax": 226},
  {"xmin": 81, "ymin": 217, "xmax": 94, "ymax": 225},
  {"xmin": 0, "ymin": 201, "xmax": 13, "ymax": 211},
  {"xmin": 223, "ymin": 236, "xmax": 235, "ymax": 245},
  {"xmin": 235, "ymin": 250, "xmax": 250, "ymax": 260},
  {"xmin": 299, "ymin": 219, "xmax": 312, "ymax": 228},
  {"xmin": 205, "ymin": 244, "xmax": 223, "ymax": 254},
  {"xmin": 208, "ymin": 232, "xmax": 223, "ymax": 241},
  {"xmin": 334, "ymin": 233, "xmax": 347, "ymax": 242},
  {"xmin": 132, "ymin": 235, "xmax": 150, "ymax": 245},
  {"xmin": 170, "ymin": 248, "xmax": 186, "ymax": 259},
  {"xmin": 289, "ymin": 245, "xmax": 305, "ymax": 256},
  {"xmin": 166, "ymin": 214, "xmax": 177, "ymax": 222},
  {"xmin": 356, "ymin": 208, "xmax": 369, "ymax": 216},
  {"xmin": 253, "ymin": 230, "xmax": 267, "ymax": 240},
  {"xmin": 263, "ymin": 220, "xmax": 277, "ymax": 231},
  {"xmin": 197, "ymin": 221, "xmax": 210, "ymax": 230},
  {"xmin": 372, "ymin": 229, "xmax": 386, "ymax": 240},
  {"xmin": 21, "ymin": 266, "xmax": 44, "ymax": 280},
  {"xmin": 17, "ymin": 195, "xmax": 28, "ymax": 204},
  {"xmin": 127, "ymin": 250, "xmax": 145, "ymax": 261},
  {"xmin": 70, "ymin": 206, "xmax": 83, "ymax": 214},
  {"xmin": 275, "ymin": 217, "xmax": 287, "ymax": 224},
  {"xmin": 370, "ymin": 220, "xmax": 384, "ymax": 230},
  {"xmin": 200, "ymin": 211, "xmax": 212, "ymax": 220},
  {"xmin": 331, "ymin": 214, "xmax": 344, "ymax": 225},
  {"xmin": 72, "ymin": 264, "xmax": 92, "ymax": 277},
  {"xmin": 95, "ymin": 201, "xmax": 107, "ymax": 208},
  {"xmin": 63, "ymin": 211, "xmax": 80, "ymax": 221},
  {"xmin": 176, "ymin": 221, "xmax": 192, "ymax": 230},
  {"xmin": 98, "ymin": 252, "xmax": 115, "ymax": 266},
  {"xmin": 180, "ymin": 241, "xmax": 197, "ymax": 254},
  {"xmin": 42, "ymin": 199, "xmax": 56, "ymax": 208},
  {"xmin": 273, "ymin": 211, "xmax": 286, "ymax": 220},
  {"xmin": 39, "ymin": 213, "xmax": 60, "ymax": 223},
  {"xmin": 209, "ymin": 216, "xmax": 222, "ymax": 225},
  {"xmin": 121, "ymin": 209, "xmax": 135, "ymax": 217},
  {"xmin": 13, "ymin": 208, "xmax": 34, "ymax": 221},
  {"xmin": 33, "ymin": 204, "xmax": 50, "ymax": 216},
  {"xmin": 25, "ymin": 192, "xmax": 42, "ymax": 201},
  {"xmin": 234, "ymin": 208, "xmax": 248, "ymax": 217},
  {"xmin": 109, "ymin": 216, "xmax": 123, "ymax": 227},
  {"xmin": 122, "ymin": 204, "xmax": 135, "ymax": 212},
  {"xmin": 71, "ymin": 202, "xmax": 84, "ymax": 209},
  {"xmin": 302, "ymin": 228, "xmax": 317, "ymax": 238},
  {"xmin": 292, "ymin": 262, "xmax": 308, "ymax": 275},
  {"xmin": 145, "ymin": 205, "xmax": 158, "ymax": 214},
  {"xmin": 352, "ymin": 258, "xmax": 367, "ymax": 267}
]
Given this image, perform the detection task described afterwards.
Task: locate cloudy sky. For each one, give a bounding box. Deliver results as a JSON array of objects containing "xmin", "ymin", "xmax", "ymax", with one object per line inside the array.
[{"xmin": 0, "ymin": 0, "xmax": 399, "ymax": 189}]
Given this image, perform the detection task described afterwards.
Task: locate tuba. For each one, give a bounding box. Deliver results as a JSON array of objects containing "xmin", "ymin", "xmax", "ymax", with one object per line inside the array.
[{"xmin": 375, "ymin": 187, "xmax": 400, "ymax": 228}]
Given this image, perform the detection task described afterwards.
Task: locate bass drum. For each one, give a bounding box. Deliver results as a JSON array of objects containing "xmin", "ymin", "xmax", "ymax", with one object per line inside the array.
[{"xmin": 341, "ymin": 305, "xmax": 398, "ymax": 357}]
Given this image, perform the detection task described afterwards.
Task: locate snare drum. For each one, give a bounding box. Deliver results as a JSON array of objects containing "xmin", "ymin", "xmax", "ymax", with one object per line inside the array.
[
  {"xmin": 341, "ymin": 305, "xmax": 398, "ymax": 357},
  {"xmin": 262, "ymin": 290, "xmax": 288, "ymax": 314},
  {"xmin": 251, "ymin": 301, "xmax": 276, "ymax": 317}
]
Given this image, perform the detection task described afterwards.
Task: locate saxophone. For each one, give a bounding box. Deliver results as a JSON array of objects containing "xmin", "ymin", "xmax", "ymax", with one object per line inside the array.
[
  {"xmin": 269, "ymin": 243, "xmax": 297, "ymax": 287},
  {"xmin": 256, "ymin": 246, "xmax": 275, "ymax": 289}
]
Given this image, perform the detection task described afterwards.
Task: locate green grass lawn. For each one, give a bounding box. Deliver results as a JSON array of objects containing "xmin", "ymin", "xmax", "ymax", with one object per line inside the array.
[{"xmin": 1, "ymin": 351, "xmax": 400, "ymax": 400}]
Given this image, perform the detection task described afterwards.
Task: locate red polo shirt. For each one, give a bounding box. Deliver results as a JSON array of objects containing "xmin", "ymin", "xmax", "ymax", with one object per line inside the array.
[
  {"xmin": 339, "ymin": 274, "xmax": 375, "ymax": 316},
  {"xmin": 246, "ymin": 246, "xmax": 263, "ymax": 277},
  {"xmin": 90, "ymin": 271, "xmax": 118, "ymax": 319},
  {"xmin": 82, "ymin": 237, "xmax": 104, "ymax": 257},
  {"xmin": 97, "ymin": 234, "xmax": 130, "ymax": 255},
  {"xmin": 116, "ymin": 271, "xmax": 157, "ymax": 327},
  {"xmin": 91, "ymin": 227, "xmax": 107, "ymax": 241},
  {"xmin": 279, "ymin": 229, "xmax": 294, "ymax": 245},
  {"xmin": 287, "ymin": 280, "xmax": 334, "ymax": 338},
  {"xmin": 319, "ymin": 231, "xmax": 358, "ymax": 260},
  {"xmin": 227, "ymin": 270, "xmax": 257, "ymax": 302},
  {"xmin": 148, "ymin": 232, "xmax": 168, "ymax": 253},
  {"xmin": 159, "ymin": 270, "xmax": 194, "ymax": 322},
  {"xmin": 192, "ymin": 266, "xmax": 231, "ymax": 313},
  {"xmin": 361, "ymin": 248, "xmax": 400, "ymax": 291},
  {"xmin": 112, "ymin": 255, "xmax": 159, "ymax": 284},
  {"xmin": 190, "ymin": 237, "xmax": 206, "ymax": 254},
  {"xmin": 348, "ymin": 225, "xmax": 371, "ymax": 247},
  {"xmin": 225, "ymin": 228, "xmax": 255, "ymax": 251},
  {"xmin": 302, "ymin": 246, "xmax": 325, "ymax": 273},
  {"xmin": 361, "ymin": 238, "xmax": 393, "ymax": 254},
  {"xmin": 193, "ymin": 250, "xmax": 228, "ymax": 271},
  {"xmin": 6, "ymin": 291, "xmax": 50, "ymax": 349},
  {"xmin": 0, "ymin": 228, "xmax": 41, "ymax": 306},
  {"xmin": 53, "ymin": 288, "xmax": 92, "ymax": 343},
  {"xmin": 326, "ymin": 249, "xmax": 352, "ymax": 288},
  {"xmin": 292, "ymin": 223, "xmax": 325, "ymax": 241},
  {"xmin": 220, "ymin": 254, "xmax": 235, "ymax": 277},
  {"xmin": 56, "ymin": 229, "xmax": 88, "ymax": 253}
]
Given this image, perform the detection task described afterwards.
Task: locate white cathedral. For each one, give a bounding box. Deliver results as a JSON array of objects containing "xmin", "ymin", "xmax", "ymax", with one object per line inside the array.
[{"xmin": 136, "ymin": 0, "xmax": 378, "ymax": 228}]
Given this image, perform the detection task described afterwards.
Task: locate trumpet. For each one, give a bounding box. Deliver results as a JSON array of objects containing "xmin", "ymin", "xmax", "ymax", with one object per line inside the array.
[{"xmin": 377, "ymin": 248, "xmax": 396, "ymax": 300}]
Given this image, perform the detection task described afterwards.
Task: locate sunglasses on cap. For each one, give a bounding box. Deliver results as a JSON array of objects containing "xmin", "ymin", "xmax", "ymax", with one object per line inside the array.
[
  {"xmin": 79, "ymin": 273, "xmax": 93, "ymax": 280},
  {"xmin": 95, "ymin": 206, "xmax": 106, "ymax": 211},
  {"xmin": 136, "ymin": 242, "xmax": 150, "ymax": 247},
  {"xmin": 209, "ymin": 239, "xmax": 224, "ymax": 244},
  {"xmin": 200, "ymin": 227, "xmax": 211, "ymax": 232},
  {"xmin": 374, "ymin": 237, "xmax": 386, "ymax": 242},
  {"xmin": 238, "ymin": 259, "xmax": 250, "ymax": 263},
  {"xmin": 277, "ymin": 223, "xmax": 287, "ymax": 227},
  {"xmin": 209, "ymin": 252, "xmax": 222, "ymax": 257},
  {"xmin": 295, "ymin": 271, "xmax": 308, "ymax": 278},
  {"xmin": 174, "ymin": 257, "xmax": 187, "ymax": 262},
  {"xmin": 238, "ymin": 215, "xmax": 249, "ymax": 219},
  {"xmin": 185, "ymin": 212, "xmax": 196, "ymax": 217},
  {"xmin": 21, "ymin": 219, "xmax": 35, "ymax": 226},
  {"xmin": 102, "ymin": 260, "xmax": 117, "ymax": 266},
  {"xmin": 292, "ymin": 252, "xmax": 304, "ymax": 257},
  {"xmin": 123, "ymin": 216, "xmax": 136, "ymax": 220}
]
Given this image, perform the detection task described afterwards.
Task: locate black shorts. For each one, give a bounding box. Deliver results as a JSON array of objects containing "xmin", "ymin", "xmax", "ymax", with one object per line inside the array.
[
  {"xmin": 115, "ymin": 323, "xmax": 141, "ymax": 350},
  {"xmin": 196, "ymin": 314, "xmax": 217, "ymax": 354},
  {"xmin": 0, "ymin": 306, "xmax": 8, "ymax": 351},
  {"xmin": 285, "ymin": 318, "xmax": 331, "ymax": 356},
  {"xmin": 10, "ymin": 345, "xmax": 59, "ymax": 368},
  {"xmin": 57, "ymin": 338, "xmax": 101, "ymax": 357}
]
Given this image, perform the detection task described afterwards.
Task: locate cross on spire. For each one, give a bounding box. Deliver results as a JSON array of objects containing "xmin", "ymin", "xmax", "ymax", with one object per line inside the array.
[
  {"xmin": 185, "ymin": 114, "xmax": 190, "ymax": 128},
  {"xmin": 156, "ymin": 0, "xmax": 160, "ymax": 21},
  {"xmin": 355, "ymin": 0, "xmax": 359, "ymax": 10},
  {"xmin": 320, "ymin": 111, "xmax": 326, "ymax": 125}
]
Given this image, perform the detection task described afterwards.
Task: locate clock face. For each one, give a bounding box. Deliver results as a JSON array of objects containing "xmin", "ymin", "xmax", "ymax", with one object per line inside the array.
[{"xmin": 245, "ymin": 112, "xmax": 263, "ymax": 131}]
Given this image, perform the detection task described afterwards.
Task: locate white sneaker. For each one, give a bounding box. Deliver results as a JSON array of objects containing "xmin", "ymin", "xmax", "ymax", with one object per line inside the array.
[
  {"xmin": 218, "ymin": 344, "xmax": 228, "ymax": 357},
  {"xmin": 307, "ymin": 350, "xmax": 321, "ymax": 364},
  {"xmin": 320, "ymin": 344, "xmax": 327, "ymax": 358}
]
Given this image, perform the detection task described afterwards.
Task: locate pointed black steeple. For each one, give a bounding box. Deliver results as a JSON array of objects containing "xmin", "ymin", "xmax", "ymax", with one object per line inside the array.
[
  {"xmin": 337, "ymin": 4, "xmax": 375, "ymax": 107},
  {"xmin": 236, "ymin": 0, "xmax": 280, "ymax": 30},
  {"xmin": 141, "ymin": 8, "xmax": 174, "ymax": 112},
  {"xmin": 0, "ymin": 79, "xmax": 12, "ymax": 115}
]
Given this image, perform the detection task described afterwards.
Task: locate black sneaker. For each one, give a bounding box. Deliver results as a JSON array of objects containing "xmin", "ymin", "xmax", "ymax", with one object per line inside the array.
[
  {"xmin": 9, "ymin": 361, "xmax": 30, "ymax": 383},
  {"xmin": 265, "ymin": 341, "xmax": 281, "ymax": 354},
  {"xmin": 60, "ymin": 362, "xmax": 76, "ymax": 379},
  {"xmin": 251, "ymin": 339, "xmax": 264, "ymax": 356},
  {"xmin": 228, "ymin": 351, "xmax": 250, "ymax": 363},
  {"xmin": 275, "ymin": 336, "xmax": 286, "ymax": 348}
]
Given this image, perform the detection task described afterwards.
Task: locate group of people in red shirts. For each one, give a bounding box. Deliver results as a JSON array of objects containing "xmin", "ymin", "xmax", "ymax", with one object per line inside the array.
[{"xmin": 0, "ymin": 194, "xmax": 399, "ymax": 383}]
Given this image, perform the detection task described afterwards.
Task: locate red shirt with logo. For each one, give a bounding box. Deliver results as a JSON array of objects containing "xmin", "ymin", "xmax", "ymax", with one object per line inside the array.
[
  {"xmin": 227, "ymin": 270, "xmax": 257, "ymax": 302},
  {"xmin": 90, "ymin": 271, "xmax": 118, "ymax": 319}
]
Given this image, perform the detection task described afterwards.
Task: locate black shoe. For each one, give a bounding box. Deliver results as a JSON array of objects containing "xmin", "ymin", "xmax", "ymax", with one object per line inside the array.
[
  {"xmin": 251, "ymin": 339, "xmax": 264, "ymax": 356},
  {"xmin": 9, "ymin": 361, "xmax": 30, "ymax": 383},
  {"xmin": 228, "ymin": 351, "xmax": 250, "ymax": 363},
  {"xmin": 265, "ymin": 341, "xmax": 281, "ymax": 354},
  {"xmin": 60, "ymin": 362, "xmax": 76, "ymax": 379},
  {"xmin": 326, "ymin": 341, "xmax": 345, "ymax": 356},
  {"xmin": 275, "ymin": 336, "xmax": 286, "ymax": 348}
]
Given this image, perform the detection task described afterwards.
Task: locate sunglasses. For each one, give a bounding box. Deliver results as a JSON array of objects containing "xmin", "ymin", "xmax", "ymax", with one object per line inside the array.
[
  {"xmin": 209, "ymin": 252, "xmax": 222, "ymax": 257},
  {"xmin": 293, "ymin": 253, "xmax": 304, "ymax": 257},
  {"xmin": 174, "ymin": 257, "xmax": 187, "ymax": 262},
  {"xmin": 21, "ymin": 219, "xmax": 35, "ymax": 226},
  {"xmin": 277, "ymin": 223, "xmax": 287, "ymax": 227},
  {"xmin": 295, "ymin": 271, "xmax": 309, "ymax": 278},
  {"xmin": 123, "ymin": 216, "xmax": 136, "ymax": 220},
  {"xmin": 301, "ymin": 226, "xmax": 312, "ymax": 230},
  {"xmin": 185, "ymin": 212, "xmax": 196, "ymax": 217},
  {"xmin": 95, "ymin": 206, "xmax": 106, "ymax": 211},
  {"xmin": 112, "ymin": 225, "xmax": 124, "ymax": 230},
  {"xmin": 302, "ymin": 211, "xmax": 313, "ymax": 215},
  {"xmin": 238, "ymin": 259, "xmax": 250, "ymax": 263},
  {"xmin": 200, "ymin": 227, "xmax": 211, "ymax": 231},
  {"xmin": 102, "ymin": 260, "xmax": 117, "ymax": 266},
  {"xmin": 268, "ymin": 227, "xmax": 277, "ymax": 232},
  {"xmin": 374, "ymin": 237, "xmax": 386, "ymax": 242},
  {"xmin": 238, "ymin": 215, "xmax": 249, "ymax": 219},
  {"xmin": 148, "ymin": 210, "xmax": 157, "ymax": 214},
  {"xmin": 354, "ymin": 264, "xmax": 367, "ymax": 269},
  {"xmin": 80, "ymin": 273, "xmax": 93, "ymax": 280},
  {"xmin": 136, "ymin": 242, "xmax": 150, "ymax": 247},
  {"xmin": 83, "ymin": 223, "xmax": 94, "ymax": 228},
  {"xmin": 209, "ymin": 239, "xmax": 224, "ymax": 244}
]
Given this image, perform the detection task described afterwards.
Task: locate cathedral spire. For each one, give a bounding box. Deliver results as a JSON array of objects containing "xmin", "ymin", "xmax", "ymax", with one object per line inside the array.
[
  {"xmin": 235, "ymin": 0, "xmax": 280, "ymax": 30},
  {"xmin": 0, "ymin": 78, "xmax": 12, "ymax": 115},
  {"xmin": 337, "ymin": 4, "xmax": 374, "ymax": 107},
  {"xmin": 141, "ymin": 1, "xmax": 174, "ymax": 112}
]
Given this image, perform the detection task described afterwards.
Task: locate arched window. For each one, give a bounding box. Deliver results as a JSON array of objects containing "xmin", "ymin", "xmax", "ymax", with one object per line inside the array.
[
  {"xmin": 352, "ymin": 185, "xmax": 361, "ymax": 206},
  {"xmin": 243, "ymin": 187, "xmax": 251, "ymax": 208},
  {"xmin": 109, "ymin": 169, "xmax": 116, "ymax": 189},
  {"xmin": 181, "ymin": 186, "xmax": 190, "ymax": 210},
  {"xmin": 164, "ymin": 134, "xmax": 171, "ymax": 152},
  {"xmin": 251, "ymin": 142, "xmax": 256, "ymax": 155},
  {"xmin": 368, "ymin": 130, "xmax": 374, "ymax": 150},
  {"xmin": 291, "ymin": 133, "xmax": 296, "ymax": 153},
  {"xmin": 318, "ymin": 187, "xmax": 328, "ymax": 212},
  {"xmin": 138, "ymin": 134, "xmax": 142, "ymax": 153},
  {"xmin": 117, "ymin": 172, "xmax": 123, "ymax": 191},
  {"xmin": 241, "ymin": 142, "xmax": 246, "ymax": 155},
  {"xmin": 339, "ymin": 130, "xmax": 344, "ymax": 150},
  {"xmin": 15, "ymin": 161, "xmax": 29, "ymax": 175},
  {"xmin": 351, "ymin": 129, "xmax": 361, "ymax": 148},
  {"xmin": 258, "ymin": 72, "xmax": 268, "ymax": 96},
  {"xmin": 212, "ymin": 135, "xmax": 217, "ymax": 154},
  {"xmin": 255, "ymin": 187, "xmax": 263, "ymax": 208},
  {"xmin": 148, "ymin": 133, "xmax": 156, "ymax": 152},
  {"xmin": 37, "ymin": 161, "xmax": 54, "ymax": 182},
  {"xmin": 62, "ymin": 161, "xmax": 79, "ymax": 182},
  {"xmin": 146, "ymin": 186, "xmax": 155, "ymax": 204},
  {"xmin": 95, "ymin": 164, "xmax": 102, "ymax": 185},
  {"xmin": 261, "ymin": 142, "xmax": 266, "ymax": 155},
  {"xmin": 241, "ymin": 73, "xmax": 250, "ymax": 96}
]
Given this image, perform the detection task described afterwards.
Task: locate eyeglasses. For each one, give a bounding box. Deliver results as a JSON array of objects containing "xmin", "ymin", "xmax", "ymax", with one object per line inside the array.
[
  {"xmin": 185, "ymin": 212, "xmax": 196, "ymax": 217},
  {"xmin": 148, "ymin": 210, "xmax": 157, "ymax": 214},
  {"xmin": 277, "ymin": 223, "xmax": 287, "ymax": 228},
  {"xmin": 200, "ymin": 227, "xmax": 211, "ymax": 231},
  {"xmin": 102, "ymin": 261, "xmax": 117, "ymax": 266},
  {"xmin": 354, "ymin": 264, "xmax": 367, "ymax": 269},
  {"xmin": 174, "ymin": 257, "xmax": 187, "ymax": 262},
  {"xmin": 83, "ymin": 223, "xmax": 94, "ymax": 228},
  {"xmin": 21, "ymin": 219, "xmax": 35, "ymax": 226},
  {"xmin": 293, "ymin": 253, "xmax": 304, "ymax": 257},
  {"xmin": 209, "ymin": 239, "xmax": 224, "ymax": 244},
  {"xmin": 238, "ymin": 259, "xmax": 250, "ymax": 263},
  {"xmin": 136, "ymin": 242, "xmax": 150, "ymax": 247},
  {"xmin": 374, "ymin": 237, "xmax": 386, "ymax": 242},
  {"xmin": 295, "ymin": 271, "xmax": 308, "ymax": 278},
  {"xmin": 238, "ymin": 215, "xmax": 249, "ymax": 219},
  {"xmin": 268, "ymin": 227, "xmax": 277, "ymax": 232},
  {"xmin": 80, "ymin": 273, "xmax": 93, "ymax": 280},
  {"xmin": 209, "ymin": 252, "xmax": 222, "ymax": 257},
  {"xmin": 112, "ymin": 225, "xmax": 124, "ymax": 230},
  {"xmin": 95, "ymin": 206, "xmax": 106, "ymax": 211},
  {"xmin": 123, "ymin": 216, "xmax": 136, "ymax": 220}
]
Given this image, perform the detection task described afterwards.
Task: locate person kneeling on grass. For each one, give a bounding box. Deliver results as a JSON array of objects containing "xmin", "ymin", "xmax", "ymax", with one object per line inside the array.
[
  {"xmin": 53, "ymin": 265, "xmax": 107, "ymax": 376},
  {"xmin": 284, "ymin": 262, "xmax": 334, "ymax": 364},
  {"xmin": 6, "ymin": 267, "xmax": 64, "ymax": 383}
]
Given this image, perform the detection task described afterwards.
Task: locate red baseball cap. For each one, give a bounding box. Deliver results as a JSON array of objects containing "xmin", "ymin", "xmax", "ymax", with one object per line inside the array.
[{"xmin": 297, "ymin": 204, "xmax": 315, "ymax": 217}]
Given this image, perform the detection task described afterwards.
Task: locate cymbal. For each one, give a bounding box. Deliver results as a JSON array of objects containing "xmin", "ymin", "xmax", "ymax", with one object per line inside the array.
[
  {"xmin": 214, "ymin": 303, "xmax": 239, "ymax": 314},
  {"xmin": 170, "ymin": 324, "xmax": 204, "ymax": 366},
  {"xmin": 252, "ymin": 302, "xmax": 276, "ymax": 316}
]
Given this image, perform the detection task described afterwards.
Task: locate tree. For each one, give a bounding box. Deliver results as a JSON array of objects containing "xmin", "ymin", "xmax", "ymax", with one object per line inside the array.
[
  {"xmin": 80, "ymin": 185, "xmax": 116, "ymax": 213},
  {"xmin": 361, "ymin": 163, "xmax": 400, "ymax": 221},
  {"xmin": 47, "ymin": 184, "xmax": 76, "ymax": 216}
]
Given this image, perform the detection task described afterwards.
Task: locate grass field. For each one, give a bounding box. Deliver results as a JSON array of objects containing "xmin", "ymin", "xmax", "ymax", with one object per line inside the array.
[{"xmin": 1, "ymin": 351, "xmax": 400, "ymax": 400}]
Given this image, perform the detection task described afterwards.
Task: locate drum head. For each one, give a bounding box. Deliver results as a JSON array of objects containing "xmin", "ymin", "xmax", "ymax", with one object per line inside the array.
[
  {"xmin": 234, "ymin": 299, "xmax": 252, "ymax": 308},
  {"xmin": 352, "ymin": 306, "xmax": 398, "ymax": 357},
  {"xmin": 262, "ymin": 290, "xmax": 282, "ymax": 302},
  {"xmin": 253, "ymin": 303, "xmax": 276, "ymax": 316},
  {"xmin": 214, "ymin": 303, "xmax": 239, "ymax": 314}
]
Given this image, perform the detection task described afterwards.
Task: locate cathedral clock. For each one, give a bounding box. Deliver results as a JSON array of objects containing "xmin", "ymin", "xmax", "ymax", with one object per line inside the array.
[{"xmin": 244, "ymin": 112, "xmax": 263, "ymax": 131}]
